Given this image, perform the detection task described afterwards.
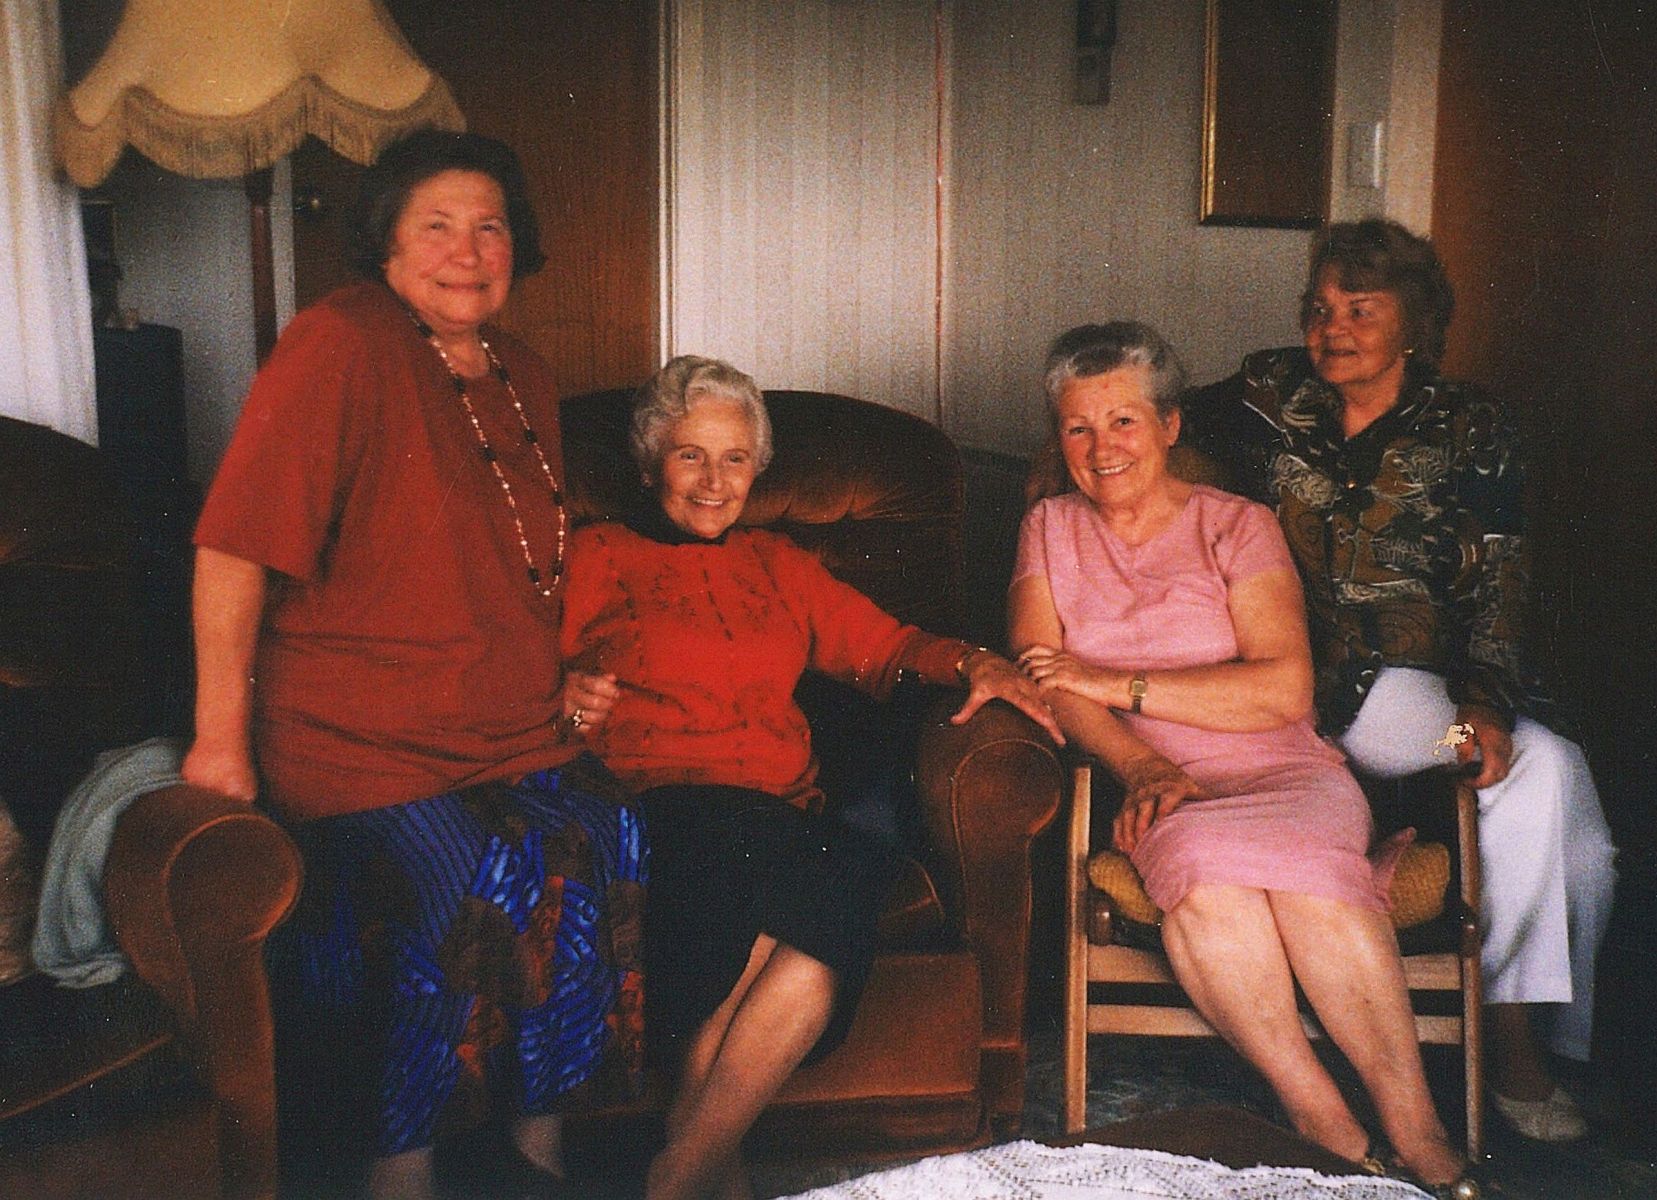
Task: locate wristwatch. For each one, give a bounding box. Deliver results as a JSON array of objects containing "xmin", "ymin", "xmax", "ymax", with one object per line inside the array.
[{"xmin": 1128, "ymin": 673, "xmax": 1148, "ymax": 714}]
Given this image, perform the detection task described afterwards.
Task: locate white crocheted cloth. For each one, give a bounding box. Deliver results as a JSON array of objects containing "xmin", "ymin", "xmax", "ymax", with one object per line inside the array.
[{"xmin": 780, "ymin": 1140, "xmax": 1430, "ymax": 1200}]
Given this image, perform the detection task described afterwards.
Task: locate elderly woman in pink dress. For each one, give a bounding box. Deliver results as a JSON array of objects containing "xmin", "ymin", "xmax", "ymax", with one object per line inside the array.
[{"xmin": 1010, "ymin": 322, "xmax": 1477, "ymax": 1197}]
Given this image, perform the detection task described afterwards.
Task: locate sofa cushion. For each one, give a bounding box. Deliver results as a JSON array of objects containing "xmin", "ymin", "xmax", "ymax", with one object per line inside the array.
[
  {"xmin": 0, "ymin": 974, "xmax": 183, "ymax": 1124},
  {"xmin": 760, "ymin": 952, "xmax": 984, "ymax": 1153}
]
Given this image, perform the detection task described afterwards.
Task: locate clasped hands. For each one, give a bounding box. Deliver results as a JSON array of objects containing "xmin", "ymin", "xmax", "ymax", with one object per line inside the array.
[
  {"xmin": 1016, "ymin": 643, "xmax": 1204, "ymax": 852},
  {"xmin": 1016, "ymin": 644, "xmax": 1130, "ymax": 710},
  {"xmin": 950, "ymin": 650, "xmax": 1067, "ymax": 745}
]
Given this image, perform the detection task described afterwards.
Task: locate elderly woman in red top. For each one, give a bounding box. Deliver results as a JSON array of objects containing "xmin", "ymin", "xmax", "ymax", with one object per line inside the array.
[
  {"xmin": 184, "ymin": 130, "xmax": 642, "ymax": 1199},
  {"xmin": 560, "ymin": 355, "xmax": 1062, "ymax": 1200}
]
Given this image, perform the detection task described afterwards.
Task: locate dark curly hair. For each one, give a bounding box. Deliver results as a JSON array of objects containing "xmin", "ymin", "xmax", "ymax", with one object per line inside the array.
[
  {"xmin": 1301, "ymin": 219, "xmax": 1454, "ymax": 370},
  {"xmin": 345, "ymin": 128, "xmax": 547, "ymax": 281}
]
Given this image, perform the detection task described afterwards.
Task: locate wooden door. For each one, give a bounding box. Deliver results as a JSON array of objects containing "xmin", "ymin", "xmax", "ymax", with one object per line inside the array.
[
  {"xmin": 1433, "ymin": 1, "xmax": 1657, "ymax": 846},
  {"xmin": 292, "ymin": 0, "xmax": 658, "ymax": 395}
]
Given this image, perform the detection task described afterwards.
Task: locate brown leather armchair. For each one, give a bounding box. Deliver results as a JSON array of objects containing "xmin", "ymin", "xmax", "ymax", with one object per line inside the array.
[
  {"xmin": 0, "ymin": 415, "xmax": 302, "ymax": 1200},
  {"xmin": 560, "ymin": 389, "xmax": 1065, "ymax": 1160}
]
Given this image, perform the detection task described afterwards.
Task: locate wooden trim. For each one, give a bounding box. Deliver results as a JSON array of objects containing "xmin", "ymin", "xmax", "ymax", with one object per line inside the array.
[{"xmin": 1063, "ymin": 762, "xmax": 1092, "ymax": 1133}]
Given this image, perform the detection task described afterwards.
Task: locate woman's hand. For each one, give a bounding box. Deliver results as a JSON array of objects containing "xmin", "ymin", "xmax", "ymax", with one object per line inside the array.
[
  {"xmin": 1017, "ymin": 643, "xmax": 1122, "ymax": 708},
  {"xmin": 182, "ymin": 738, "xmax": 258, "ymax": 803},
  {"xmin": 1111, "ymin": 753, "xmax": 1205, "ymax": 854},
  {"xmin": 952, "ymin": 651, "xmax": 1066, "ymax": 745},
  {"xmin": 560, "ymin": 670, "xmax": 622, "ymax": 738},
  {"xmin": 1454, "ymin": 703, "xmax": 1513, "ymax": 788}
]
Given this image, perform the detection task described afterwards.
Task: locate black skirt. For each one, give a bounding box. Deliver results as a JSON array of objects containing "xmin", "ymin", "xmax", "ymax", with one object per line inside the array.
[{"xmin": 638, "ymin": 784, "xmax": 900, "ymax": 1070}]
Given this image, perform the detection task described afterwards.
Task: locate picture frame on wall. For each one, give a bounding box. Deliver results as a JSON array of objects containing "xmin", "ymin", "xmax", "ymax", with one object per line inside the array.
[{"xmin": 1200, "ymin": 0, "xmax": 1335, "ymax": 228}]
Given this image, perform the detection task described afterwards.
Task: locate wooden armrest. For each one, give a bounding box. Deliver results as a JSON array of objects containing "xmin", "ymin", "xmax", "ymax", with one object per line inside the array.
[{"xmin": 1452, "ymin": 776, "xmax": 1481, "ymax": 954}]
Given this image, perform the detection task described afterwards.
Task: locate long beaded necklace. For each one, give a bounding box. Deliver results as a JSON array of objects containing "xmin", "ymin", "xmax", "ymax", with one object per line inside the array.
[{"xmin": 410, "ymin": 313, "xmax": 566, "ymax": 599}]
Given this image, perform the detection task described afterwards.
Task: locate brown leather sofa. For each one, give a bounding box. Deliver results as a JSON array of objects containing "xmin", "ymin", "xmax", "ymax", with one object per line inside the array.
[
  {"xmin": 0, "ymin": 415, "xmax": 302, "ymax": 1200},
  {"xmin": 561, "ymin": 388, "xmax": 1065, "ymax": 1162},
  {"xmin": 0, "ymin": 385, "xmax": 1062, "ymax": 1193}
]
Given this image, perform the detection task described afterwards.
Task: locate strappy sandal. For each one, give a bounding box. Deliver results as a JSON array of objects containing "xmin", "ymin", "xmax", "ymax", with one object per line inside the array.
[
  {"xmin": 1353, "ymin": 1136, "xmax": 1390, "ymax": 1178},
  {"xmin": 1397, "ymin": 1159, "xmax": 1499, "ymax": 1199}
]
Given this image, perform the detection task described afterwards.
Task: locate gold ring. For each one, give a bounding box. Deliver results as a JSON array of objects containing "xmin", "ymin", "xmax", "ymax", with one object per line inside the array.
[{"xmin": 571, "ymin": 707, "xmax": 586, "ymax": 729}]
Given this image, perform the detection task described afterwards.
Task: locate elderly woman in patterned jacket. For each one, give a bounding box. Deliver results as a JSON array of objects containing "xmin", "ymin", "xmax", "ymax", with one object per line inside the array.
[{"xmin": 1182, "ymin": 218, "xmax": 1617, "ymax": 1145}]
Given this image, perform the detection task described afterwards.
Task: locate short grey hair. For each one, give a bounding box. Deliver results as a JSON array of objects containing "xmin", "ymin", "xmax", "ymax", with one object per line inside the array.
[
  {"xmin": 1041, "ymin": 321, "xmax": 1187, "ymax": 419},
  {"xmin": 629, "ymin": 355, "xmax": 774, "ymax": 476}
]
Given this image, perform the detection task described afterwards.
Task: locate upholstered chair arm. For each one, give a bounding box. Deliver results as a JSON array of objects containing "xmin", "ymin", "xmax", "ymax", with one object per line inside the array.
[
  {"xmin": 915, "ymin": 698, "xmax": 1063, "ymax": 1132},
  {"xmin": 104, "ymin": 783, "xmax": 302, "ymax": 1200}
]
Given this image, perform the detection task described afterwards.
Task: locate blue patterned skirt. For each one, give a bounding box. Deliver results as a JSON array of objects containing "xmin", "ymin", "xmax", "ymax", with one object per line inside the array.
[{"xmin": 269, "ymin": 755, "xmax": 646, "ymax": 1158}]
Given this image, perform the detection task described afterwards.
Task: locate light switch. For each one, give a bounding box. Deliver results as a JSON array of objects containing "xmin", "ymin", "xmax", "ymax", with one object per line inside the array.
[{"xmin": 1347, "ymin": 121, "xmax": 1384, "ymax": 189}]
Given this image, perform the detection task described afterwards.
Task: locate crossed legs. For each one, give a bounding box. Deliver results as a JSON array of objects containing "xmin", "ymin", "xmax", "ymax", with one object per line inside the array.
[
  {"xmin": 647, "ymin": 934, "xmax": 836, "ymax": 1200},
  {"xmin": 1162, "ymin": 883, "xmax": 1464, "ymax": 1186}
]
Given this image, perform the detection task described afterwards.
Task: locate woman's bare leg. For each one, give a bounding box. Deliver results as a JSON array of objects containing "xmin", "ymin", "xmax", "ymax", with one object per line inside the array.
[
  {"xmin": 1268, "ymin": 891, "xmax": 1464, "ymax": 1186},
  {"xmin": 1162, "ymin": 885, "xmax": 1371, "ymax": 1161},
  {"xmin": 647, "ymin": 941, "xmax": 835, "ymax": 1200},
  {"xmin": 657, "ymin": 937, "xmax": 780, "ymax": 1200},
  {"xmin": 512, "ymin": 1113, "xmax": 566, "ymax": 1178},
  {"xmin": 368, "ymin": 1146, "xmax": 436, "ymax": 1200},
  {"xmin": 1489, "ymin": 1002, "xmax": 1554, "ymax": 1099}
]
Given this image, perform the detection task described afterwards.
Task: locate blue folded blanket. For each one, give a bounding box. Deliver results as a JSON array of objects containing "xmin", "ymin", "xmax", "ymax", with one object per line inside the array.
[{"xmin": 31, "ymin": 737, "xmax": 184, "ymax": 986}]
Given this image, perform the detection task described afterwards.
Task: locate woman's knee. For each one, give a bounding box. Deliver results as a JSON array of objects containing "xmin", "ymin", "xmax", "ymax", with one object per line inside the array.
[
  {"xmin": 1164, "ymin": 884, "xmax": 1273, "ymax": 944},
  {"xmin": 768, "ymin": 942, "xmax": 839, "ymax": 998}
]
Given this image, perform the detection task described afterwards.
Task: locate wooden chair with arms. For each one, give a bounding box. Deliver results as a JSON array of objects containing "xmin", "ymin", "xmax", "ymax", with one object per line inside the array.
[{"xmin": 1063, "ymin": 757, "xmax": 1485, "ymax": 1158}]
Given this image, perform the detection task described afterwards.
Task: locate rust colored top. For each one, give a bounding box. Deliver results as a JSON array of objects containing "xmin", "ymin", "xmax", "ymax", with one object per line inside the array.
[{"xmin": 195, "ymin": 282, "xmax": 577, "ymax": 821}]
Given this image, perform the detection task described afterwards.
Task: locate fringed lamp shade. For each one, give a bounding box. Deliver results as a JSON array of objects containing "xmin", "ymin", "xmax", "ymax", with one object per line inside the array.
[
  {"xmin": 53, "ymin": 0, "xmax": 464, "ymax": 187},
  {"xmin": 53, "ymin": 0, "xmax": 463, "ymax": 362}
]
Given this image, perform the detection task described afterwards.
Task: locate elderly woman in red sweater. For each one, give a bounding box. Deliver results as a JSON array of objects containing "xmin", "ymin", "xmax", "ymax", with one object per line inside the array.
[{"xmin": 559, "ymin": 356, "xmax": 1060, "ymax": 1200}]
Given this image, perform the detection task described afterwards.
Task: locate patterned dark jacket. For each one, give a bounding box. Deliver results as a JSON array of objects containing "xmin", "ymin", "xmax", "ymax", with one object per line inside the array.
[{"xmin": 1181, "ymin": 348, "xmax": 1527, "ymax": 735}]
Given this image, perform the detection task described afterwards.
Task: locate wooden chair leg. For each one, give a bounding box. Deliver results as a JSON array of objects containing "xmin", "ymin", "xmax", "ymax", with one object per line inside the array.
[
  {"xmin": 1464, "ymin": 971, "xmax": 1484, "ymax": 1160},
  {"xmin": 1461, "ymin": 918, "xmax": 1485, "ymax": 1160},
  {"xmin": 1456, "ymin": 778, "xmax": 1484, "ymax": 1161},
  {"xmin": 1063, "ymin": 762, "xmax": 1093, "ymax": 1134}
]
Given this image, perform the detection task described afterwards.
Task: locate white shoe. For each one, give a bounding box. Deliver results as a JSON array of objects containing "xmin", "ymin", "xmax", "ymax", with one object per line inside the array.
[{"xmin": 1490, "ymin": 1085, "xmax": 1588, "ymax": 1142}]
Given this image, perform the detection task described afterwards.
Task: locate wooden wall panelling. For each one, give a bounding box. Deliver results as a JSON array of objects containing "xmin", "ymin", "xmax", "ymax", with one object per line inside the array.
[
  {"xmin": 665, "ymin": 0, "xmax": 940, "ymax": 417},
  {"xmin": 293, "ymin": 0, "xmax": 658, "ymax": 396},
  {"xmin": 1433, "ymin": 1, "xmax": 1657, "ymax": 846}
]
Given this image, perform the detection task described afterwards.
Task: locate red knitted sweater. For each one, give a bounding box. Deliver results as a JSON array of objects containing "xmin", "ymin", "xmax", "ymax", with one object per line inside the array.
[{"xmin": 560, "ymin": 520, "xmax": 969, "ymax": 806}]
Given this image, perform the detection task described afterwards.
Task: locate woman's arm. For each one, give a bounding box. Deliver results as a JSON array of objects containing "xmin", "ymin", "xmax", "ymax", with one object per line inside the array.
[
  {"xmin": 1009, "ymin": 575, "xmax": 1203, "ymax": 851},
  {"xmin": 773, "ymin": 531, "xmax": 1064, "ymax": 741},
  {"xmin": 181, "ymin": 547, "xmax": 267, "ymax": 802},
  {"xmin": 1017, "ymin": 566, "xmax": 1314, "ymax": 732}
]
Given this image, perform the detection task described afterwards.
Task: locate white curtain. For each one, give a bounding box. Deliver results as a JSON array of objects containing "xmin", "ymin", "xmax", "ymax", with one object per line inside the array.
[{"xmin": 0, "ymin": 0, "xmax": 95, "ymax": 444}]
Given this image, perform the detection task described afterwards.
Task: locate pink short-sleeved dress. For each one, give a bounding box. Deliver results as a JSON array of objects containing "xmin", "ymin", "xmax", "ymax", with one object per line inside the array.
[{"xmin": 1013, "ymin": 486, "xmax": 1393, "ymax": 914}]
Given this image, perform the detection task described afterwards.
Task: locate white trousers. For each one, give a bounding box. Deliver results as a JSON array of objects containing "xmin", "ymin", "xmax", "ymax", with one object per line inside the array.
[{"xmin": 1339, "ymin": 667, "xmax": 1617, "ymax": 1060}]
